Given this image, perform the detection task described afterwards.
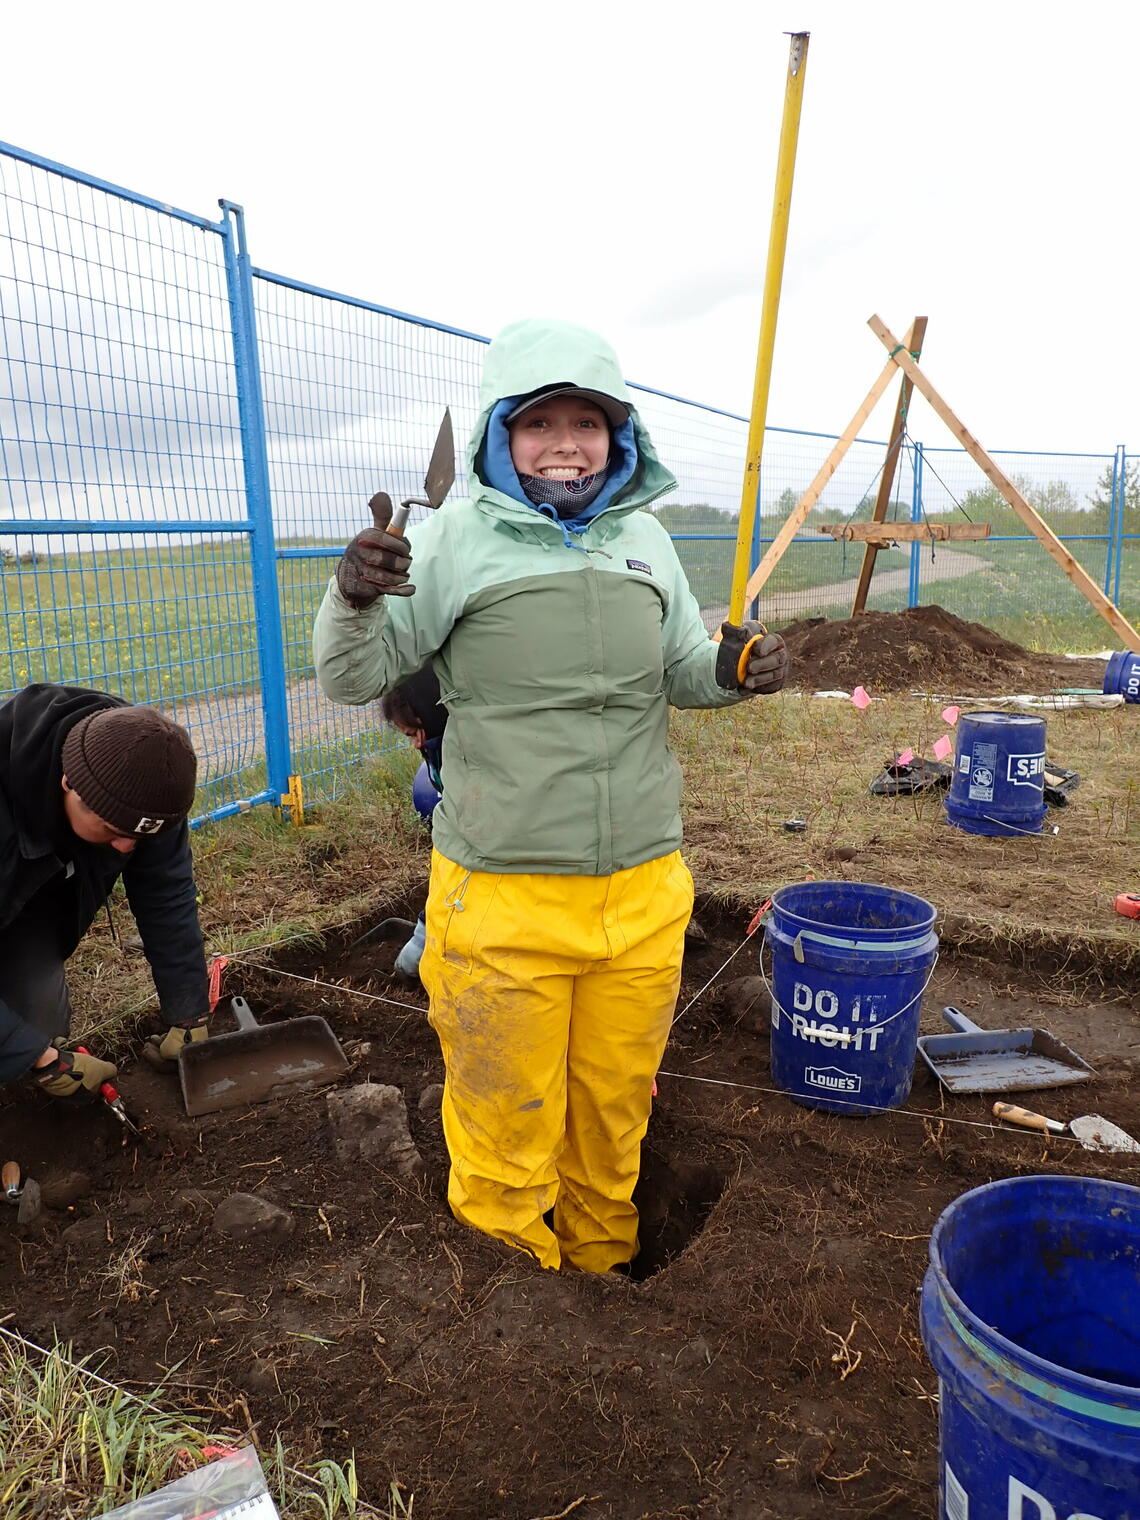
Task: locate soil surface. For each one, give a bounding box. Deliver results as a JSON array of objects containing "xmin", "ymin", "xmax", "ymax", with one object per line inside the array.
[
  {"xmin": 776, "ymin": 605, "xmax": 1109, "ymax": 694},
  {"xmin": 3, "ymin": 906, "xmax": 1139, "ymax": 1519}
]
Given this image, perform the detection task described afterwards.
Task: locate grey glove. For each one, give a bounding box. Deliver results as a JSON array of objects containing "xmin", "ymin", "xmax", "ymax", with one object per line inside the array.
[
  {"xmin": 336, "ymin": 492, "xmax": 415, "ymax": 607},
  {"xmin": 715, "ymin": 620, "xmax": 789, "ymax": 695}
]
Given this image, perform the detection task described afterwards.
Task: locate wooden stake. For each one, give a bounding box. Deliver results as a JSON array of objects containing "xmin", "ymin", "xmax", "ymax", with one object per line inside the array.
[
  {"xmin": 739, "ymin": 321, "xmax": 920, "ymax": 611},
  {"xmin": 868, "ymin": 316, "xmax": 1140, "ymax": 653},
  {"xmin": 851, "ymin": 315, "xmax": 928, "ymax": 615}
]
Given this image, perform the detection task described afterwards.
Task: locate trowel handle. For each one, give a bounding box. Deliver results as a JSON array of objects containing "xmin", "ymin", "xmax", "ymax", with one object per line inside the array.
[
  {"xmin": 993, "ymin": 1102, "xmax": 1066, "ymax": 1136},
  {"xmin": 228, "ymin": 996, "xmax": 261, "ymax": 1033},
  {"xmin": 2, "ymin": 1161, "xmax": 19, "ymax": 1193},
  {"xmin": 941, "ymin": 1006, "xmax": 984, "ymax": 1035},
  {"xmin": 390, "ymin": 497, "xmax": 430, "ymax": 537}
]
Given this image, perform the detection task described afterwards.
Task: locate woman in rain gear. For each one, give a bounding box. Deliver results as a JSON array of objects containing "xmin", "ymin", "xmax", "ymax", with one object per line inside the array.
[{"xmin": 314, "ymin": 318, "xmax": 787, "ymax": 1272}]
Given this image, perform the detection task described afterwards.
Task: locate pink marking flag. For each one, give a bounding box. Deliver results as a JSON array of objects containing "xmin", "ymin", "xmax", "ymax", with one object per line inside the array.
[
  {"xmin": 896, "ymin": 748, "xmax": 915, "ymax": 766},
  {"xmin": 941, "ymin": 705, "xmax": 961, "ymax": 725},
  {"xmin": 932, "ymin": 734, "xmax": 953, "ymax": 761},
  {"xmin": 851, "ymin": 686, "xmax": 872, "ymax": 709}
]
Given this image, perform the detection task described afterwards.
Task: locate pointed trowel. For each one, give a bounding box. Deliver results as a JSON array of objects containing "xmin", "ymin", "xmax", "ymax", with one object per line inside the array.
[{"xmin": 388, "ymin": 409, "xmax": 455, "ymax": 535}]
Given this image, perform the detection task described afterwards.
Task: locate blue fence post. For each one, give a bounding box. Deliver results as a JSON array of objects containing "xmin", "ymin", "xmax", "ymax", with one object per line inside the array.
[
  {"xmin": 1112, "ymin": 444, "xmax": 1127, "ymax": 608},
  {"xmin": 1104, "ymin": 445, "xmax": 1123, "ymax": 596},
  {"xmin": 907, "ymin": 442, "xmax": 924, "ymax": 608},
  {"xmin": 219, "ymin": 200, "xmax": 293, "ymax": 807}
]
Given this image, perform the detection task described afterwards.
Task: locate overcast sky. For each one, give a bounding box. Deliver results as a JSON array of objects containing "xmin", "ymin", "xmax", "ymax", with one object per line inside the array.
[{"xmin": 3, "ymin": 1, "xmax": 1135, "ymax": 461}]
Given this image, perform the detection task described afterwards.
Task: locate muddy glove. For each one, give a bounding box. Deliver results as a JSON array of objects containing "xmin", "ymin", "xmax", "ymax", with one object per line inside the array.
[
  {"xmin": 142, "ymin": 1016, "xmax": 210, "ymax": 1072},
  {"xmin": 335, "ymin": 492, "xmax": 414, "ymax": 607},
  {"xmin": 34, "ymin": 1047, "xmax": 118, "ymax": 1101},
  {"xmin": 715, "ymin": 620, "xmax": 789, "ymax": 695}
]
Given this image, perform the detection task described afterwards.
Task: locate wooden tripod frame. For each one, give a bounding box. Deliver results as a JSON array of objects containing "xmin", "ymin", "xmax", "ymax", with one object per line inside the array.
[{"xmin": 739, "ymin": 315, "xmax": 1140, "ymax": 653}]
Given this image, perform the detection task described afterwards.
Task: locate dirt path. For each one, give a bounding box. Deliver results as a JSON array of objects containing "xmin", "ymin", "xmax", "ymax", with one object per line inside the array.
[
  {"xmin": 699, "ymin": 545, "xmax": 988, "ymax": 631},
  {"xmin": 170, "ymin": 680, "xmax": 381, "ymax": 789}
]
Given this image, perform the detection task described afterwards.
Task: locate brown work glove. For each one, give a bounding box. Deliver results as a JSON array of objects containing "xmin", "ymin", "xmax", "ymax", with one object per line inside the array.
[
  {"xmin": 335, "ymin": 492, "xmax": 415, "ymax": 608},
  {"xmin": 34, "ymin": 1047, "xmax": 118, "ymax": 1101},
  {"xmin": 715, "ymin": 620, "xmax": 789, "ymax": 696},
  {"xmin": 142, "ymin": 1016, "xmax": 210, "ymax": 1072}
]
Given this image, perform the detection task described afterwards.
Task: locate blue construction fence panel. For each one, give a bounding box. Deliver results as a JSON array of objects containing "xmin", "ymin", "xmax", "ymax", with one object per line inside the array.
[
  {"xmin": 1, "ymin": 137, "xmax": 1135, "ymax": 818},
  {"xmin": 0, "ymin": 146, "xmax": 275, "ymax": 822}
]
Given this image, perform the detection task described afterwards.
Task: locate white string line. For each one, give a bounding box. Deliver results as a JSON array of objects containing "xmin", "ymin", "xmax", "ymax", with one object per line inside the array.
[
  {"xmin": 653, "ymin": 1067, "xmax": 1098, "ymax": 1142},
  {"xmin": 237, "ymin": 961, "xmax": 427, "ymax": 1016},
  {"xmin": 238, "ymin": 938, "xmax": 1073, "ymax": 1146},
  {"xmin": 0, "ymin": 1323, "xmax": 387, "ymax": 1513},
  {"xmin": 79, "ymin": 918, "xmax": 404, "ymax": 1039},
  {"xmin": 670, "ymin": 927, "xmax": 761, "ymax": 1028}
]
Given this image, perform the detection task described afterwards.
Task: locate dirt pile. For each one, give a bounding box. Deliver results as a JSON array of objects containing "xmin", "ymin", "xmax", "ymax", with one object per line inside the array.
[{"xmin": 776, "ymin": 604, "xmax": 1108, "ymax": 693}]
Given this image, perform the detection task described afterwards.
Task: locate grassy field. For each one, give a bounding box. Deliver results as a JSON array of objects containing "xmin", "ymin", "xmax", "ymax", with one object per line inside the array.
[{"xmin": 2, "ymin": 526, "xmax": 1135, "ymax": 721}]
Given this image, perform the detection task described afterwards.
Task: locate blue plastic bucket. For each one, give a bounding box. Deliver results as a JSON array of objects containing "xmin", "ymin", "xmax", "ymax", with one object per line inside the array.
[
  {"xmin": 764, "ymin": 881, "xmax": 937, "ymax": 1115},
  {"xmin": 945, "ymin": 710, "xmax": 1047, "ymax": 836},
  {"xmin": 921, "ymin": 1175, "xmax": 1140, "ymax": 1520},
  {"xmin": 1104, "ymin": 650, "xmax": 1140, "ymax": 703}
]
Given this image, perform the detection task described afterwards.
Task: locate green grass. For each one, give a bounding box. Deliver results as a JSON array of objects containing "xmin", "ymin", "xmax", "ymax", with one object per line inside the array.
[
  {"xmin": 0, "ymin": 1334, "xmax": 385, "ymax": 1518},
  {"xmin": 0, "ymin": 538, "xmax": 337, "ymax": 706}
]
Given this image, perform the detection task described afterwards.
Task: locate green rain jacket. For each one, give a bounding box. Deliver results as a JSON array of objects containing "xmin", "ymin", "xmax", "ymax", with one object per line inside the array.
[{"xmin": 313, "ymin": 318, "xmax": 743, "ymax": 876}]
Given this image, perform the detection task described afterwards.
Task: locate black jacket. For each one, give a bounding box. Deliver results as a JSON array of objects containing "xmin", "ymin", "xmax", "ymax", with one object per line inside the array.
[{"xmin": 0, "ymin": 684, "xmax": 209, "ymax": 1082}]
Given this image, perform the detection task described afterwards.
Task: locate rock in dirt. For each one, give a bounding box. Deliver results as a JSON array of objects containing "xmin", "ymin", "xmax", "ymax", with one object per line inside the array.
[
  {"xmin": 61, "ymin": 1216, "xmax": 111, "ymax": 1252},
  {"xmin": 212, "ymin": 1193, "xmax": 295, "ymax": 1242},
  {"xmin": 326, "ymin": 1085, "xmax": 426, "ymax": 1177},
  {"xmin": 39, "ymin": 1170, "xmax": 93, "ymax": 1209},
  {"xmin": 721, "ymin": 975, "xmax": 772, "ymax": 1031},
  {"xmin": 417, "ymin": 1083, "xmax": 444, "ymax": 1120},
  {"xmin": 684, "ymin": 915, "xmax": 709, "ymax": 946}
]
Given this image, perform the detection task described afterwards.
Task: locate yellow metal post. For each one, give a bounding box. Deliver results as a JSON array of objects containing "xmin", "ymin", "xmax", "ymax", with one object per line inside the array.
[{"xmin": 728, "ymin": 31, "xmax": 810, "ymax": 623}]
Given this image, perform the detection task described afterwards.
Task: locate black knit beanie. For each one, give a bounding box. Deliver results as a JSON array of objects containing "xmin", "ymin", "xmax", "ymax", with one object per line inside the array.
[{"xmin": 61, "ymin": 706, "xmax": 197, "ymax": 836}]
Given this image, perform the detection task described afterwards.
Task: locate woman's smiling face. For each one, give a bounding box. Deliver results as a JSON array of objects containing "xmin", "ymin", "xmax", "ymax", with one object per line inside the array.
[{"xmin": 507, "ymin": 395, "xmax": 610, "ymax": 481}]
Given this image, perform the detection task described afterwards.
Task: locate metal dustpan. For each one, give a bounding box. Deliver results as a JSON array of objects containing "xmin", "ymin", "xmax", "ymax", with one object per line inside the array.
[
  {"xmin": 179, "ymin": 995, "xmax": 350, "ymax": 1117},
  {"xmin": 917, "ymin": 1005, "xmax": 1095, "ymax": 1095}
]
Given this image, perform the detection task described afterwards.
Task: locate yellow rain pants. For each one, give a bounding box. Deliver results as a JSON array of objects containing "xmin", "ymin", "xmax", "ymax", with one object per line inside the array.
[{"xmin": 419, "ymin": 848, "xmax": 694, "ymax": 1272}]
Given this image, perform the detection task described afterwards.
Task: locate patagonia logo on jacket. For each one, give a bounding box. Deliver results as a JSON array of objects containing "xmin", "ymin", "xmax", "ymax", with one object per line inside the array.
[{"xmin": 626, "ymin": 559, "xmax": 652, "ymax": 574}]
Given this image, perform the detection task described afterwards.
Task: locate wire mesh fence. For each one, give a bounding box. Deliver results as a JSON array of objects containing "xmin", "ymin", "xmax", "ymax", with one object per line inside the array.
[{"xmin": 1, "ymin": 137, "xmax": 1134, "ymax": 820}]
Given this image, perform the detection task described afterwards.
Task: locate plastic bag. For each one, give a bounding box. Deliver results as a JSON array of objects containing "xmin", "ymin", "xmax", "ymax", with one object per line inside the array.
[{"xmin": 97, "ymin": 1446, "xmax": 279, "ymax": 1520}]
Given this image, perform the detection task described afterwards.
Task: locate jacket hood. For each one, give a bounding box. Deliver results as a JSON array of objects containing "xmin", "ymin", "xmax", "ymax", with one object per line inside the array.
[
  {"xmin": 467, "ymin": 318, "xmax": 677, "ymax": 530},
  {"xmin": 0, "ymin": 685, "xmax": 125, "ymax": 853}
]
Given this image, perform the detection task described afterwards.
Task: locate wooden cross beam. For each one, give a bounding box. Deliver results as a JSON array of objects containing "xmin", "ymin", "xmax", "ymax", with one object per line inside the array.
[
  {"xmin": 868, "ymin": 315, "xmax": 1140, "ymax": 653},
  {"xmin": 819, "ymin": 522, "xmax": 991, "ymax": 543}
]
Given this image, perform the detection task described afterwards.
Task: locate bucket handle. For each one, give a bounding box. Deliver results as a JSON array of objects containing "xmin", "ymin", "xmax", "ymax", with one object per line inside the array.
[
  {"xmin": 759, "ymin": 939, "xmax": 939, "ymax": 1041},
  {"xmin": 790, "ymin": 927, "xmax": 935, "ymax": 963}
]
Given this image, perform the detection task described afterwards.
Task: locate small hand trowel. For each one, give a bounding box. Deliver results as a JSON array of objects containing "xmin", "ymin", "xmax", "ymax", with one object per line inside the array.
[
  {"xmin": 993, "ymin": 1102, "xmax": 1140, "ymax": 1155},
  {"xmin": 387, "ymin": 409, "xmax": 456, "ymax": 536},
  {"xmin": 2, "ymin": 1161, "xmax": 43, "ymax": 1223}
]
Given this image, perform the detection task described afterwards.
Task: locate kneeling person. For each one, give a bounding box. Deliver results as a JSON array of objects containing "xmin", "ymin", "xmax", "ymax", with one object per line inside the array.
[{"xmin": 0, "ymin": 684, "xmax": 212, "ymax": 1098}]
